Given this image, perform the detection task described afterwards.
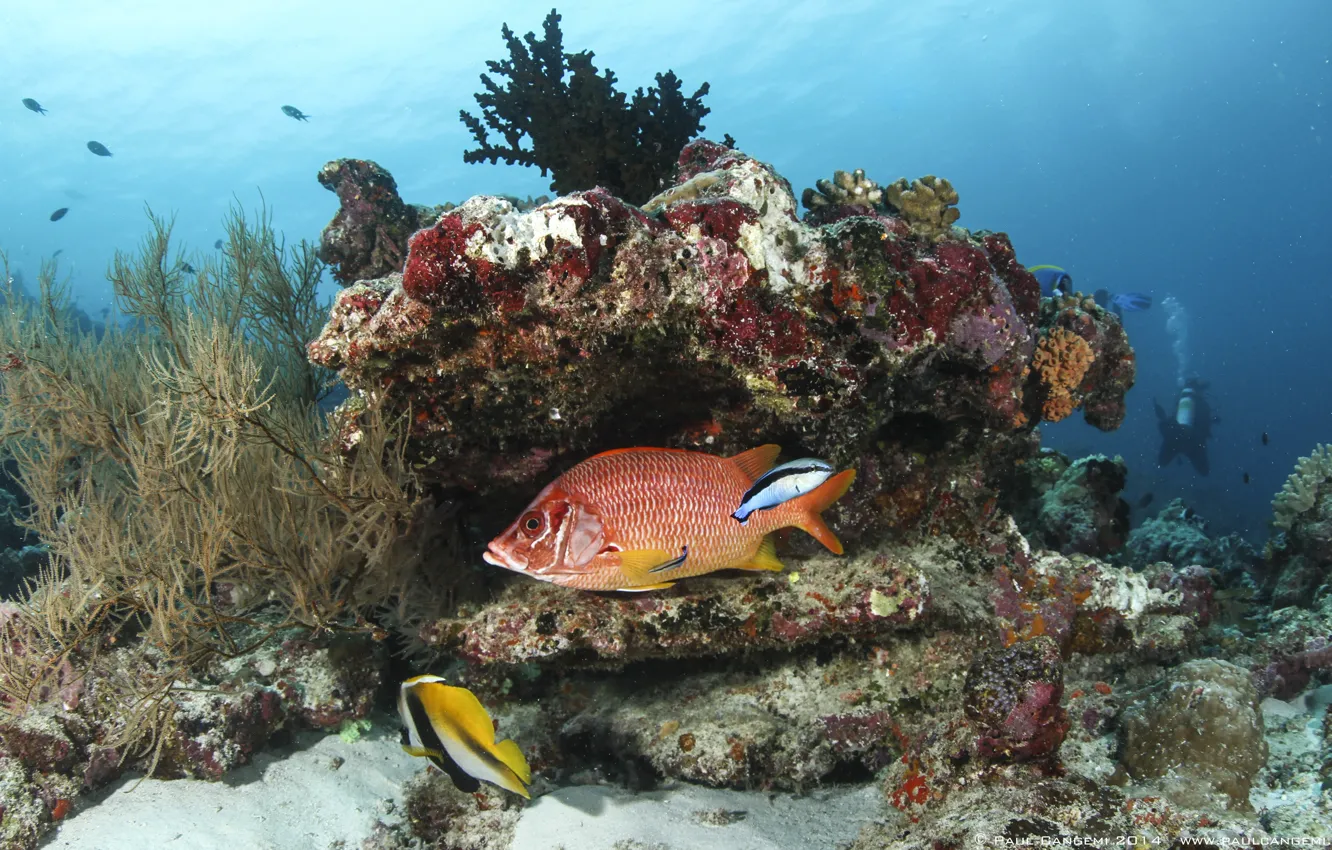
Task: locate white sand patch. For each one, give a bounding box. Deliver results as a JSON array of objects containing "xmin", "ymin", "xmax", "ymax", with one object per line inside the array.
[
  {"xmin": 40, "ymin": 714, "xmax": 886, "ymax": 850},
  {"xmin": 510, "ymin": 782, "xmax": 882, "ymax": 850},
  {"xmin": 41, "ymin": 720, "xmax": 417, "ymax": 850}
]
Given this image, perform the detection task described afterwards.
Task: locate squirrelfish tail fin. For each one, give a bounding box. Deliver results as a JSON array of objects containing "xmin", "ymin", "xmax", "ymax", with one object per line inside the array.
[
  {"xmin": 729, "ymin": 444, "xmax": 782, "ymax": 482},
  {"xmin": 785, "ymin": 469, "xmax": 855, "ymax": 554}
]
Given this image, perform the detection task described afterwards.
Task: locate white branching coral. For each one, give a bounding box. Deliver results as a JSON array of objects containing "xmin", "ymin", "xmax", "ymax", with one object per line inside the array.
[{"xmin": 1273, "ymin": 443, "xmax": 1332, "ymax": 530}]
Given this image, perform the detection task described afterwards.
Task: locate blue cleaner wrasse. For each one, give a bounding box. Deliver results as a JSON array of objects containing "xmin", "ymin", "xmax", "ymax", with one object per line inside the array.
[
  {"xmin": 732, "ymin": 457, "xmax": 835, "ymax": 523},
  {"xmin": 398, "ymin": 675, "xmax": 532, "ymax": 798}
]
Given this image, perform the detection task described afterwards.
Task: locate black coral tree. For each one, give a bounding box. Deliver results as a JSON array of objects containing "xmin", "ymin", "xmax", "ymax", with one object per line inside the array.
[{"xmin": 460, "ymin": 8, "xmax": 719, "ymax": 205}]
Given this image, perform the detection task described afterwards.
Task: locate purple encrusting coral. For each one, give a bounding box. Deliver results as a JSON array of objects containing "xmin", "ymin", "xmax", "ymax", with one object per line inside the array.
[{"xmin": 948, "ymin": 277, "xmax": 1030, "ymax": 367}]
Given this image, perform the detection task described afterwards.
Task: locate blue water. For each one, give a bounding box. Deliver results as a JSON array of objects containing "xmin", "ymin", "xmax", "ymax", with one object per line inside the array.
[{"xmin": 3, "ymin": 0, "xmax": 1329, "ymax": 543}]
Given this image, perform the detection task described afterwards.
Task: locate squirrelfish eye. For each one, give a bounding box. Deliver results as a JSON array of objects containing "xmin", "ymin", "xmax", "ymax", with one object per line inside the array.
[{"xmin": 520, "ymin": 512, "xmax": 544, "ymax": 536}]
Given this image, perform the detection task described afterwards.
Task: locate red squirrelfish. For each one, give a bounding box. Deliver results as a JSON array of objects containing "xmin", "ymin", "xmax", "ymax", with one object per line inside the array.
[{"xmin": 482, "ymin": 445, "xmax": 856, "ymax": 591}]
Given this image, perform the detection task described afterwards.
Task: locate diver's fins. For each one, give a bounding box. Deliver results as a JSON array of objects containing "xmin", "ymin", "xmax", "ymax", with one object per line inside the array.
[{"xmin": 1185, "ymin": 444, "xmax": 1211, "ymax": 477}]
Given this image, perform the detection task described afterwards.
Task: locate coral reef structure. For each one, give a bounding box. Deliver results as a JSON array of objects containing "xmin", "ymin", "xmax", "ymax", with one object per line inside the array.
[
  {"xmin": 1118, "ymin": 659, "xmax": 1267, "ymax": 810},
  {"xmin": 883, "ymin": 175, "xmax": 961, "ymax": 241},
  {"xmin": 317, "ymin": 159, "xmax": 425, "ymax": 285},
  {"xmin": 1034, "ymin": 293, "xmax": 1136, "ymax": 429},
  {"xmin": 1264, "ymin": 444, "xmax": 1332, "ymax": 606},
  {"xmin": 1030, "ymin": 454, "xmax": 1130, "ymax": 557},
  {"xmin": 1272, "ymin": 444, "xmax": 1331, "ymax": 531},
  {"xmin": 1033, "ymin": 328, "xmax": 1096, "ymax": 423},
  {"xmin": 801, "ymin": 168, "xmax": 883, "ymax": 214},
  {"xmin": 309, "ymin": 142, "xmax": 1135, "ymax": 549},
  {"xmin": 459, "ymin": 9, "xmax": 719, "ymax": 205},
  {"xmin": 50, "ymin": 126, "xmax": 1332, "ymax": 849},
  {"xmin": 1123, "ymin": 498, "xmax": 1259, "ymax": 586},
  {"xmin": 963, "ymin": 636, "xmax": 1069, "ymax": 761}
]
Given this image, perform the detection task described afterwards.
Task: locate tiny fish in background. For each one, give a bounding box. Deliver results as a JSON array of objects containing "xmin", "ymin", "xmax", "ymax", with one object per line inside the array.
[
  {"xmin": 281, "ymin": 105, "xmax": 310, "ymax": 121},
  {"xmin": 179, "ymin": 262, "xmax": 196, "ymax": 274},
  {"xmin": 214, "ymin": 239, "xmax": 224, "ymax": 250},
  {"xmin": 733, "ymin": 458, "xmax": 834, "ymax": 523},
  {"xmin": 52, "ymin": 249, "xmax": 63, "ymax": 259},
  {"xmin": 22, "ymin": 98, "xmax": 47, "ymax": 115},
  {"xmin": 1262, "ymin": 431, "xmax": 1269, "ymax": 446},
  {"xmin": 49, "ymin": 208, "xmax": 69, "ymax": 222},
  {"xmin": 1136, "ymin": 492, "xmax": 1154, "ymax": 509},
  {"xmin": 1243, "ymin": 472, "xmax": 1251, "ymax": 485},
  {"xmin": 483, "ymin": 445, "xmax": 855, "ymax": 591},
  {"xmin": 398, "ymin": 675, "xmax": 531, "ymax": 798},
  {"xmin": 86, "ymin": 141, "xmax": 113, "ymax": 157}
]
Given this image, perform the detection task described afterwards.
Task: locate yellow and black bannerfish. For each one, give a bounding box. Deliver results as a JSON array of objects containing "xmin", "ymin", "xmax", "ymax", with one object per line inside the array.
[{"xmin": 397, "ymin": 675, "xmax": 532, "ymax": 798}]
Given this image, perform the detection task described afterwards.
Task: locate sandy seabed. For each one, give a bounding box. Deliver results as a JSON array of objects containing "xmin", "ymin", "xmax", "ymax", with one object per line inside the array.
[{"xmin": 39, "ymin": 717, "xmax": 881, "ymax": 850}]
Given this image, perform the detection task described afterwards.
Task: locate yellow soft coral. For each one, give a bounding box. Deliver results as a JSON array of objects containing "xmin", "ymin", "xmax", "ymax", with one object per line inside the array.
[{"xmin": 1033, "ymin": 328, "xmax": 1095, "ymax": 422}]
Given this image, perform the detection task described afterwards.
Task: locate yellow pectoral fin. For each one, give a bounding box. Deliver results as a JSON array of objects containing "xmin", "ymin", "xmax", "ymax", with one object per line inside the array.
[
  {"xmin": 618, "ymin": 548, "xmax": 688, "ymax": 586},
  {"xmin": 735, "ymin": 535, "xmax": 784, "ymax": 572},
  {"xmin": 402, "ymin": 744, "xmax": 443, "ymax": 759}
]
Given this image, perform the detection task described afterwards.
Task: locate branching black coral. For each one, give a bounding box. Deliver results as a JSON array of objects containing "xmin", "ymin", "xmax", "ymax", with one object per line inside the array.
[{"xmin": 460, "ymin": 8, "xmax": 719, "ymax": 205}]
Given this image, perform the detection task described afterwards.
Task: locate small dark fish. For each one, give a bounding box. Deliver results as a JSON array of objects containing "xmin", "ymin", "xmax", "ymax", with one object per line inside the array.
[
  {"xmin": 52, "ymin": 249, "xmax": 63, "ymax": 259},
  {"xmin": 1136, "ymin": 492, "xmax": 1154, "ymax": 509},
  {"xmin": 281, "ymin": 105, "xmax": 310, "ymax": 121},
  {"xmin": 22, "ymin": 98, "xmax": 47, "ymax": 115},
  {"xmin": 49, "ymin": 207, "xmax": 69, "ymax": 222},
  {"xmin": 87, "ymin": 141, "xmax": 113, "ymax": 157},
  {"xmin": 1243, "ymin": 472, "xmax": 1251, "ymax": 485},
  {"xmin": 179, "ymin": 262, "xmax": 196, "ymax": 274},
  {"xmin": 1261, "ymin": 431, "xmax": 1269, "ymax": 446},
  {"xmin": 214, "ymin": 239, "xmax": 224, "ymax": 250},
  {"xmin": 99, "ymin": 307, "xmax": 110, "ymax": 319}
]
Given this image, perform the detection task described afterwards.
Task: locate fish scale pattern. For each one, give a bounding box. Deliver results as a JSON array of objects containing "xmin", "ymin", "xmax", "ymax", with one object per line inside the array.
[{"xmin": 563, "ymin": 450, "xmax": 765, "ymax": 577}]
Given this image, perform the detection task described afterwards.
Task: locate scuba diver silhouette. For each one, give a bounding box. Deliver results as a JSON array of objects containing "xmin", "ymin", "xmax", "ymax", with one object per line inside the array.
[{"xmin": 1154, "ymin": 377, "xmax": 1215, "ymax": 476}]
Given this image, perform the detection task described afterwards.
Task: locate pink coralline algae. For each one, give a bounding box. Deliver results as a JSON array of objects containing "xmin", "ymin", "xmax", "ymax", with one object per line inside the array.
[
  {"xmin": 317, "ymin": 158, "xmax": 425, "ymax": 286},
  {"xmin": 989, "ymin": 552, "xmax": 1214, "ymax": 656},
  {"xmin": 420, "ymin": 549, "xmax": 928, "ymax": 668},
  {"xmin": 963, "ymin": 635, "xmax": 1069, "ymax": 761},
  {"xmin": 308, "ymin": 141, "xmax": 1136, "ymax": 543}
]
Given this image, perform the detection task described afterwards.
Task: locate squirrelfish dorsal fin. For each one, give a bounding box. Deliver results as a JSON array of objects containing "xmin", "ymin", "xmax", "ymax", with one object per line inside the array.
[{"xmin": 729, "ymin": 444, "xmax": 781, "ymax": 482}]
